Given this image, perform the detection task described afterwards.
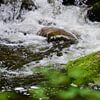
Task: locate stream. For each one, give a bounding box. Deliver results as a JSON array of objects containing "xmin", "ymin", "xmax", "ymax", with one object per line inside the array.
[{"xmin": 0, "ymin": 0, "xmax": 100, "ymax": 92}]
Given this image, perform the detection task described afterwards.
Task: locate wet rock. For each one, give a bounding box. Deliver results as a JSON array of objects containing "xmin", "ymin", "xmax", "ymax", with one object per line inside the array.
[
  {"xmin": 0, "ymin": 45, "xmax": 44, "ymax": 70},
  {"xmin": 37, "ymin": 27, "xmax": 78, "ymax": 47},
  {"xmin": 0, "ymin": 44, "xmax": 67, "ymax": 70},
  {"xmin": 0, "ymin": 74, "xmax": 44, "ymax": 90},
  {"xmin": 87, "ymin": 2, "xmax": 100, "ymax": 22}
]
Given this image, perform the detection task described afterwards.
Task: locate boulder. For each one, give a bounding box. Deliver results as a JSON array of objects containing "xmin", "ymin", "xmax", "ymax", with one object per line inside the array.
[
  {"xmin": 37, "ymin": 27, "xmax": 78, "ymax": 44},
  {"xmin": 87, "ymin": 2, "xmax": 100, "ymax": 22}
]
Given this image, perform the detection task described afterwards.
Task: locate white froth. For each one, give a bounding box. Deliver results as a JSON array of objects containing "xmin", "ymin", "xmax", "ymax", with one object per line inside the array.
[{"xmin": 0, "ymin": 0, "xmax": 100, "ymax": 76}]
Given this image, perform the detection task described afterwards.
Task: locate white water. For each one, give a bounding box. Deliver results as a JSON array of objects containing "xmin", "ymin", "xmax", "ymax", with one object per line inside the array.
[{"xmin": 0, "ymin": 0, "xmax": 100, "ymax": 76}]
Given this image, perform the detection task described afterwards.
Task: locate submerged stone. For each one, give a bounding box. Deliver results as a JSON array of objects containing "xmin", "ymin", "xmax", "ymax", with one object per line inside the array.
[{"xmin": 66, "ymin": 51, "xmax": 100, "ymax": 85}]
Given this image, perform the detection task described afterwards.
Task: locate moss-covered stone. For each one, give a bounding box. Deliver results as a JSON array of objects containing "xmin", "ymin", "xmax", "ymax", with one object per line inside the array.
[{"xmin": 66, "ymin": 51, "xmax": 100, "ymax": 85}]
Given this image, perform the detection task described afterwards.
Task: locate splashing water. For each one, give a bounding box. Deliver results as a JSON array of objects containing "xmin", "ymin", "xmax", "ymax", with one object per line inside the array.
[{"xmin": 0, "ymin": 0, "xmax": 100, "ymax": 78}]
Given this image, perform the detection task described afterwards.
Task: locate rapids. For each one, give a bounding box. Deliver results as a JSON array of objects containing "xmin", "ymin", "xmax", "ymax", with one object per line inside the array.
[{"xmin": 0, "ymin": 0, "xmax": 100, "ymax": 90}]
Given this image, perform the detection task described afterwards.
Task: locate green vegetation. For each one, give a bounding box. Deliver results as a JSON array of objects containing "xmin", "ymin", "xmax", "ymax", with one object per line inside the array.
[
  {"xmin": 0, "ymin": 51, "xmax": 100, "ymax": 100},
  {"xmin": 66, "ymin": 51, "xmax": 100, "ymax": 85}
]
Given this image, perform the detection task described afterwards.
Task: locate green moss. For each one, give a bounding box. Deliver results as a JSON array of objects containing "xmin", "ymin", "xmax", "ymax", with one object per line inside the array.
[{"xmin": 66, "ymin": 51, "xmax": 100, "ymax": 85}]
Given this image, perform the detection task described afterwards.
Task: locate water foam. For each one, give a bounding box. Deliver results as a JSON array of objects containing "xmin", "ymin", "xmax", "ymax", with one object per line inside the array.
[{"xmin": 0, "ymin": 0, "xmax": 100, "ymax": 76}]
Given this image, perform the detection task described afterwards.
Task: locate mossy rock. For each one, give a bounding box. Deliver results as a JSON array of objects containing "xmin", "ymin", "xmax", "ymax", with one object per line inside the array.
[
  {"xmin": 87, "ymin": 1, "xmax": 100, "ymax": 22},
  {"xmin": 65, "ymin": 51, "xmax": 100, "ymax": 85}
]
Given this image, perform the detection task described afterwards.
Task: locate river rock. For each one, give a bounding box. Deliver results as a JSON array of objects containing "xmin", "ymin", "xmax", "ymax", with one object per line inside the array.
[
  {"xmin": 87, "ymin": 2, "xmax": 100, "ymax": 22},
  {"xmin": 37, "ymin": 27, "xmax": 78, "ymax": 46}
]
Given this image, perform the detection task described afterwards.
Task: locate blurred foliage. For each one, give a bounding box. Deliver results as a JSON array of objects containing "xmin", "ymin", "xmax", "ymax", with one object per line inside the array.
[
  {"xmin": 66, "ymin": 51, "xmax": 100, "ymax": 85},
  {"xmin": 0, "ymin": 92, "xmax": 9, "ymax": 100},
  {"xmin": 0, "ymin": 52, "xmax": 100, "ymax": 100},
  {"xmin": 30, "ymin": 51, "xmax": 100, "ymax": 100}
]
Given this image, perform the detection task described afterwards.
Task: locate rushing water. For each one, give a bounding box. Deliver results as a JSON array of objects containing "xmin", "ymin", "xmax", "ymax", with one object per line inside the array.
[{"xmin": 0, "ymin": 0, "xmax": 100, "ymax": 90}]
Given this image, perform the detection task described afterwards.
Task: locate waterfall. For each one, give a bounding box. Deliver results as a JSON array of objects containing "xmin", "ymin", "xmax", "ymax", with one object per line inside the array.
[{"xmin": 0, "ymin": 0, "xmax": 100, "ymax": 84}]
